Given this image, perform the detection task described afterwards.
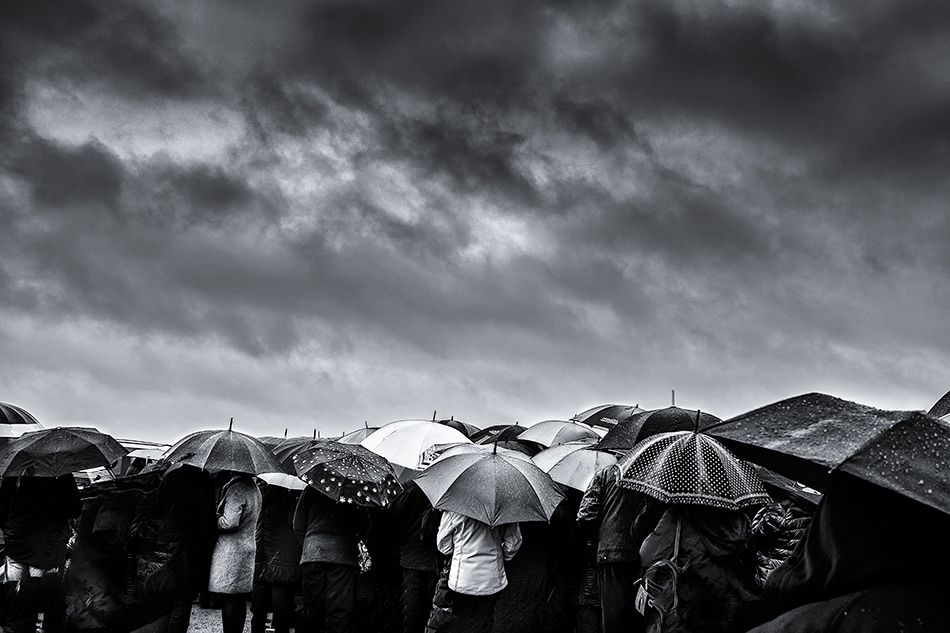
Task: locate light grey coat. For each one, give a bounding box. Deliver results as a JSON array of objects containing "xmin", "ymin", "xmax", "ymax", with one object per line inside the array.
[{"xmin": 208, "ymin": 475, "xmax": 262, "ymax": 594}]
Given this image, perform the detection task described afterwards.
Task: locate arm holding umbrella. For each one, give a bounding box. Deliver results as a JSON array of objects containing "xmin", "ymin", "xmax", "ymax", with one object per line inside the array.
[{"xmin": 501, "ymin": 523, "xmax": 522, "ymax": 561}]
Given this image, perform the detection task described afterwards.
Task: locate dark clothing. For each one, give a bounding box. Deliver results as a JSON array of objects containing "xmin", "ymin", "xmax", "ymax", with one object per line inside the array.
[
  {"xmin": 389, "ymin": 481, "xmax": 441, "ymax": 572},
  {"xmin": 298, "ymin": 561, "xmax": 357, "ymax": 633},
  {"xmin": 293, "ymin": 487, "xmax": 363, "ymax": 568},
  {"xmin": 256, "ymin": 486, "xmax": 302, "ymax": 584},
  {"xmin": 0, "ymin": 475, "xmax": 80, "ymax": 633},
  {"xmin": 577, "ymin": 467, "xmax": 662, "ymax": 633},
  {"xmin": 576, "ymin": 467, "xmax": 658, "ymax": 564},
  {"xmin": 449, "ymin": 590, "xmax": 497, "ymax": 633},
  {"xmin": 598, "ymin": 562, "xmax": 642, "ymax": 633},
  {"xmin": 251, "ymin": 581, "xmax": 296, "ymax": 633},
  {"xmin": 638, "ymin": 506, "xmax": 760, "ymax": 633},
  {"xmin": 1, "ymin": 475, "xmax": 81, "ymax": 569},
  {"xmin": 748, "ymin": 472, "xmax": 950, "ymax": 632},
  {"xmin": 6, "ymin": 571, "xmax": 67, "ymax": 633},
  {"xmin": 402, "ymin": 567, "xmax": 438, "ymax": 633}
]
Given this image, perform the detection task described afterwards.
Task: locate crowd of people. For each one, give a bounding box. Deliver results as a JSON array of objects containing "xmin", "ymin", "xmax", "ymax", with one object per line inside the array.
[{"xmin": 0, "ymin": 427, "xmax": 947, "ymax": 633}]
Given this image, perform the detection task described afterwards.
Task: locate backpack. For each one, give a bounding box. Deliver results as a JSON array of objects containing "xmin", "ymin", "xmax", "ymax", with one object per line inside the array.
[{"xmin": 634, "ymin": 513, "xmax": 687, "ymax": 627}]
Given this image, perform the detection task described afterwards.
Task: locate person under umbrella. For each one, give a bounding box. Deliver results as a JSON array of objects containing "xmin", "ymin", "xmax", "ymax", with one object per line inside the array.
[
  {"xmin": 291, "ymin": 440, "xmax": 402, "ymax": 633},
  {"xmin": 414, "ymin": 445, "xmax": 563, "ymax": 633},
  {"xmin": 163, "ymin": 421, "xmax": 283, "ymax": 633},
  {"xmin": 250, "ymin": 477, "xmax": 302, "ymax": 633},
  {"xmin": 0, "ymin": 426, "xmax": 126, "ymax": 633},
  {"xmin": 618, "ymin": 430, "xmax": 771, "ymax": 633}
]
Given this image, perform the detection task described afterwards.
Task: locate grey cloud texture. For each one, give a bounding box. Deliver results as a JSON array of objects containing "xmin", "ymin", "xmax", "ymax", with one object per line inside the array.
[{"xmin": 1, "ymin": 0, "xmax": 950, "ymax": 441}]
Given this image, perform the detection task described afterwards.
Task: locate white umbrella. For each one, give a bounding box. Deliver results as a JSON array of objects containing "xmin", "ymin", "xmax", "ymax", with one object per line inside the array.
[{"xmin": 360, "ymin": 420, "xmax": 471, "ymax": 470}]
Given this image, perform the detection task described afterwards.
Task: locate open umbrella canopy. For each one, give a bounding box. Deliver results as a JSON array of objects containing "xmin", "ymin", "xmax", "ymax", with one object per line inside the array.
[
  {"xmin": 273, "ymin": 436, "xmax": 326, "ymax": 470},
  {"xmin": 595, "ymin": 406, "xmax": 721, "ymax": 452},
  {"xmin": 570, "ymin": 404, "xmax": 646, "ymax": 430},
  {"xmin": 532, "ymin": 439, "xmax": 616, "ymax": 492},
  {"xmin": 360, "ymin": 420, "xmax": 471, "ymax": 470},
  {"xmin": 436, "ymin": 417, "xmax": 481, "ymax": 438},
  {"xmin": 617, "ymin": 431, "xmax": 771, "ymax": 510},
  {"xmin": 0, "ymin": 402, "xmax": 44, "ymax": 440},
  {"xmin": 293, "ymin": 440, "xmax": 402, "ymax": 507},
  {"xmin": 338, "ymin": 427, "xmax": 380, "ymax": 445},
  {"xmin": 705, "ymin": 392, "xmax": 950, "ymax": 511},
  {"xmin": 413, "ymin": 447, "xmax": 565, "ymax": 527},
  {"xmin": 257, "ymin": 472, "xmax": 308, "ymax": 490},
  {"xmin": 0, "ymin": 427, "xmax": 128, "ymax": 477},
  {"xmin": 518, "ymin": 420, "xmax": 601, "ymax": 448},
  {"xmin": 165, "ymin": 424, "xmax": 288, "ymax": 475},
  {"xmin": 470, "ymin": 424, "xmax": 528, "ymax": 445}
]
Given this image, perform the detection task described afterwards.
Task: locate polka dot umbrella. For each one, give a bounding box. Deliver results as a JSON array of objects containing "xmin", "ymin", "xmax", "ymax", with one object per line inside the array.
[
  {"xmin": 617, "ymin": 431, "xmax": 771, "ymax": 510},
  {"xmin": 293, "ymin": 439, "xmax": 403, "ymax": 508}
]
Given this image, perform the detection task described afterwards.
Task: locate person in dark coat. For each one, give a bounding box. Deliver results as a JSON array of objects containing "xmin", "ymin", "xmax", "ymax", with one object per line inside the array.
[
  {"xmin": 144, "ymin": 464, "xmax": 217, "ymax": 633},
  {"xmin": 576, "ymin": 465, "xmax": 662, "ymax": 633},
  {"xmin": 293, "ymin": 485, "xmax": 366, "ymax": 633},
  {"xmin": 637, "ymin": 505, "xmax": 761, "ymax": 633},
  {"xmin": 0, "ymin": 474, "xmax": 82, "ymax": 633},
  {"xmin": 745, "ymin": 472, "xmax": 950, "ymax": 633},
  {"xmin": 251, "ymin": 483, "xmax": 302, "ymax": 633},
  {"xmin": 389, "ymin": 481, "xmax": 441, "ymax": 633}
]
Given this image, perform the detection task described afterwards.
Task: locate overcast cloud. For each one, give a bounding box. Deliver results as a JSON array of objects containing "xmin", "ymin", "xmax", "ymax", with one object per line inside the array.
[{"xmin": 2, "ymin": 0, "xmax": 950, "ymax": 443}]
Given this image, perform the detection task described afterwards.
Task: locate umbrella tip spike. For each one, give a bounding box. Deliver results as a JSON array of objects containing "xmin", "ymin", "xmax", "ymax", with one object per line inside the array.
[
  {"xmin": 694, "ymin": 409, "xmax": 701, "ymax": 433},
  {"xmin": 433, "ymin": 410, "xmax": 437, "ymax": 421},
  {"xmin": 229, "ymin": 417, "xmax": 233, "ymax": 431}
]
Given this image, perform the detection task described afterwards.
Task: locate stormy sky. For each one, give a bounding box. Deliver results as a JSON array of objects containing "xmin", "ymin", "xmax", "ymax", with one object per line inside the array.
[{"xmin": 2, "ymin": 0, "xmax": 950, "ymax": 444}]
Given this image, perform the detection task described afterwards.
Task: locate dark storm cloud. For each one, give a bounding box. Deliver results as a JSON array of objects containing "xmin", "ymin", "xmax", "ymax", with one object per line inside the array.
[{"xmin": 0, "ymin": 0, "xmax": 205, "ymax": 99}]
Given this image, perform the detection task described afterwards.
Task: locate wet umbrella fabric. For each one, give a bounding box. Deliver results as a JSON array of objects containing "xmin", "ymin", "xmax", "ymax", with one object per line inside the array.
[
  {"xmin": 359, "ymin": 420, "xmax": 471, "ymax": 470},
  {"xmin": 338, "ymin": 427, "xmax": 379, "ymax": 445},
  {"xmin": 470, "ymin": 424, "xmax": 528, "ymax": 445},
  {"xmin": 0, "ymin": 427, "xmax": 128, "ymax": 477},
  {"xmin": 617, "ymin": 431, "xmax": 771, "ymax": 510},
  {"xmin": 532, "ymin": 440, "xmax": 617, "ymax": 492},
  {"xmin": 595, "ymin": 407, "xmax": 721, "ymax": 452},
  {"xmin": 293, "ymin": 440, "xmax": 402, "ymax": 507},
  {"xmin": 570, "ymin": 404, "xmax": 646, "ymax": 430},
  {"xmin": 517, "ymin": 420, "xmax": 600, "ymax": 448},
  {"xmin": 0, "ymin": 402, "xmax": 44, "ymax": 440},
  {"xmin": 413, "ymin": 448, "xmax": 565, "ymax": 527},
  {"xmin": 705, "ymin": 392, "xmax": 950, "ymax": 515},
  {"xmin": 164, "ymin": 428, "xmax": 287, "ymax": 475}
]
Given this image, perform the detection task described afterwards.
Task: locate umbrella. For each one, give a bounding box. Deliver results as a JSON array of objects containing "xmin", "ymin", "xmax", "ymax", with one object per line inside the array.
[
  {"xmin": 0, "ymin": 402, "xmax": 44, "ymax": 440},
  {"xmin": 518, "ymin": 420, "xmax": 600, "ymax": 448},
  {"xmin": 705, "ymin": 393, "xmax": 950, "ymax": 516},
  {"xmin": 470, "ymin": 424, "xmax": 527, "ymax": 445},
  {"xmin": 570, "ymin": 404, "xmax": 646, "ymax": 430},
  {"xmin": 595, "ymin": 407, "xmax": 721, "ymax": 452},
  {"xmin": 273, "ymin": 435, "xmax": 328, "ymax": 470},
  {"xmin": 422, "ymin": 441, "xmax": 535, "ymax": 467},
  {"xmin": 0, "ymin": 427, "xmax": 129, "ymax": 477},
  {"xmin": 928, "ymin": 388, "xmax": 950, "ymax": 418},
  {"xmin": 164, "ymin": 420, "xmax": 288, "ymax": 475},
  {"xmin": 359, "ymin": 420, "xmax": 471, "ymax": 470},
  {"xmin": 436, "ymin": 417, "xmax": 481, "ymax": 438},
  {"xmin": 293, "ymin": 440, "xmax": 402, "ymax": 507},
  {"xmin": 257, "ymin": 472, "xmax": 308, "ymax": 490},
  {"xmin": 413, "ymin": 446, "xmax": 565, "ymax": 527},
  {"xmin": 532, "ymin": 439, "xmax": 617, "ymax": 492},
  {"xmin": 617, "ymin": 431, "xmax": 771, "ymax": 510},
  {"xmin": 338, "ymin": 427, "xmax": 380, "ymax": 445}
]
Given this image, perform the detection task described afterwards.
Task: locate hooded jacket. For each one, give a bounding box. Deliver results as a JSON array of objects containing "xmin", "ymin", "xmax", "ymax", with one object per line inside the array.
[{"xmin": 746, "ymin": 472, "xmax": 950, "ymax": 633}]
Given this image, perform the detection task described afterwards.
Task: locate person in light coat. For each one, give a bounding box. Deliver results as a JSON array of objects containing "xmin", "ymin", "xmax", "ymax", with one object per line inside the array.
[
  {"xmin": 208, "ymin": 472, "xmax": 262, "ymax": 633},
  {"xmin": 434, "ymin": 511, "xmax": 522, "ymax": 633}
]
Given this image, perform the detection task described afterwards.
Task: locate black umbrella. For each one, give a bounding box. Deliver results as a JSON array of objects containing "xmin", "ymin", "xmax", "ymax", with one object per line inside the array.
[
  {"xmin": 164, "ymin": 420, "xmax": 288, "ymax": 475},
  {"xmin": 570, "ymin": 404, "xmax": 645, "ymax": 430},
  {"xmin": 470, "ymin": 424, "xmax": 527, "ymax": 445},
  {"xmin": 705, "ymin": 392, "xmax": 950, "ymax": 516},
  {"xmin": 0, "ymin": 427, "xmax": 128, "ymax": 477},
  {"xmin": 595, "ymin": 406, "xmax": 721, "ymax": 452}
]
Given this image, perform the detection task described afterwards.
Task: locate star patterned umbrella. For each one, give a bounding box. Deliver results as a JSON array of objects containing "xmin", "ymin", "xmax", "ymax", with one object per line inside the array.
[
  {"xmin": 293, "ymin": 439, "xmax": 403, "ymax": 507},
  {"xmin": 617, "ymin": 431, "xmax": 771, "ymax": 510}
]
